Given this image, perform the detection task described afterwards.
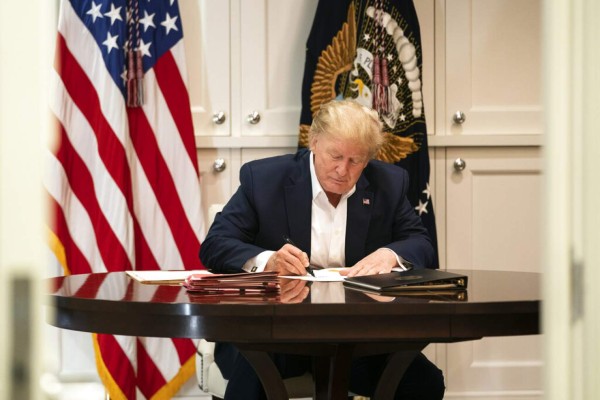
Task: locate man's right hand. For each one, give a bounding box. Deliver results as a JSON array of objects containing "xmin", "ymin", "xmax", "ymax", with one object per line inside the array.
[{"xmin": 265, "ymin": 244, "xmax": 309, "ymax": 275}]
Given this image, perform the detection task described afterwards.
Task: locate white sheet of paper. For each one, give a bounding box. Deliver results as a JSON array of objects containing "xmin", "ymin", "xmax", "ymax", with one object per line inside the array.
[
  {"xmin": 281, "ymin": 267, "xmax": 346, "ymax": 282},
  {"xmin": 126, "ymin": 269, "xmax": 210, "ymax": 283}
]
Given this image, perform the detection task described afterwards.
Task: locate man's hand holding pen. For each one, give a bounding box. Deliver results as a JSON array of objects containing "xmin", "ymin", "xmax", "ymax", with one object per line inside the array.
[{"xmin": 264, "ymin": 238, "xmax": 310, "ymax": 276}]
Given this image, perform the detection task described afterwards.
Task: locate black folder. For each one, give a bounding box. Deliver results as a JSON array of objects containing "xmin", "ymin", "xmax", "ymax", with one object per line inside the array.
[{"xmin": 344, "ymin": 269, "xmax": 468, "ymax": 293}]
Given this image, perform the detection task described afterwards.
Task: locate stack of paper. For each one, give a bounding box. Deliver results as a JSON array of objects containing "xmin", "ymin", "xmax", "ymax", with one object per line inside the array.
[
  {"xmin": 183, "ymin": 271, "xmax": 280, "ymax": 295},
  {"xmin": 126, "ymin": 270, "xmax": 210, "ymax": 284},
  {"xmin": 186, "ymin": 292, "xmax": 281, "ymax": 303}
]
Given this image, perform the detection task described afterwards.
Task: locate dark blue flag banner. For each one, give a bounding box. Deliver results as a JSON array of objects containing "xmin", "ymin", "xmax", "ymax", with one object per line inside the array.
[{"xmin": 298, "ymin": 0, "xmax": 438, "ymax": 267}]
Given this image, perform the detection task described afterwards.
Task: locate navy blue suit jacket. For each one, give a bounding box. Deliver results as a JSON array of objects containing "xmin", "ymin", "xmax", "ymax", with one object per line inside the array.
[{"xmin": 200, "ymin": 149, "xmax": 434, "ymax": 272}]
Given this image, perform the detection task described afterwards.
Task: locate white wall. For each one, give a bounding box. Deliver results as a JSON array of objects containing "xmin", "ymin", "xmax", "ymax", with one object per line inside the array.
[
  {"xmin": 543, "ymin": 0, "xmax": 600, "ymax": 399},
  {"xmin": 0, "ymin": 0, "xmax": 56, "ymax": 398}
]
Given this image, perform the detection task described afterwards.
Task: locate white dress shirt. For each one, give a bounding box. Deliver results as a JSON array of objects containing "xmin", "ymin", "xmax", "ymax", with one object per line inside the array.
[{"xmin": 308, "ymin": 151, "xmax": 354, "ymax": 268}]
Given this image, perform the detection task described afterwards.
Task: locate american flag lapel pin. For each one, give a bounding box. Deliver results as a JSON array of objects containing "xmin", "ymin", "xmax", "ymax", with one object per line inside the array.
[{"xmin": 362, "ymin": 198, "xmax": 370, "ymax": 205}]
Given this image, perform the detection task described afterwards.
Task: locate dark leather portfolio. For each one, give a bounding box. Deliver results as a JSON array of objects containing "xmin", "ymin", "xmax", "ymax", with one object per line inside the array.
[{"xmin": 344, "ymin": 269, "xmax": 468, "ymax": 293}]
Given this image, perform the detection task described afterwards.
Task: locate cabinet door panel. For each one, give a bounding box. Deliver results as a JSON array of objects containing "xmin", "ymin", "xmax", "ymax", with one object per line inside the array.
[
  {"xmin": 445, "ymin": 0, "xmax": 542, "ymax": 135},
  {"xmin": 239, "ymin": 0, "xmax": 318, "ymax": 137},
  {"xmin": 197, "ymin": 148, "xmax": 234, "ymax": 237},
  {"xmin": 446, "ymin": 147, "xmax": 542, "ymax": 272},
  {"xmin": 446, "ymin": 336, "xmax": 542, "ymax": 397},
  {"xmin": 183, "ymin": 0, "xmax": 231, "ymax": 137}
]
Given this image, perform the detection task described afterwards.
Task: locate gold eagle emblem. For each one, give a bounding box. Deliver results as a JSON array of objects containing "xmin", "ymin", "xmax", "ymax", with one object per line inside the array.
[{"xmin": 298, "ymin": 1, "xmax": 417, "ymax": 163}]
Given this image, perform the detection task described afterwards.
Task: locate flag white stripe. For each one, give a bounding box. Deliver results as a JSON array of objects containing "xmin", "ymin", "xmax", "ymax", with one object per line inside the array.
[
  {"xmin": 50, "ymin": 70, "xmax": 134, "ymax": 266},
  {"xmin": 130, "ymin": 154, "xmax": 185, "ymax": 268},
  {"xmin": 141, "ymin": 67, "xmax": 203, "ymax": 242},
  {"xmin": 59, "ymin": 271, "xmax": 87, "ymax": 296},
  {"xmin": 170, "ymin": 41, "xmax": 189, "ymax": 91},
  {"xmin": 169, "ymin": 41, "xmax": 205, "ymax": 240},
  {"xmin": 135, "ymin": 388, "xmax": 147, "ymax": 400},
  {"xmin": 141, "ymin": 337, "xmax": 182, "ymax": 383},
  {"xmin": 114, "ymin": 335, "xmax": 137, "ymax": 374},
  {"xmin": 45, "ymin": 152, "xmax": 107, "ymax": 272}
]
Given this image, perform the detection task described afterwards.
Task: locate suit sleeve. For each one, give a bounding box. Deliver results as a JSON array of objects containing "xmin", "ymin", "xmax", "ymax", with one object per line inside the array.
[
  {"xmin": 199, "ymin": 164, "xmax": 267, "ymax": 273},
  {"xmin": 384, "ymin": 168, "xmax": 435, "ymax": 269}
]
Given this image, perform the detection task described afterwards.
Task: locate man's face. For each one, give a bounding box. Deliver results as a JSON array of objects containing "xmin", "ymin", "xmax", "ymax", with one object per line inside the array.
[{"xmin": 311, "ymin": 135, "xmax": 369, "ymax": 196}]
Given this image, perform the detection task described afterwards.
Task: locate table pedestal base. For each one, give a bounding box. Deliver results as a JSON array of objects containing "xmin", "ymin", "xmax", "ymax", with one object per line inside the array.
[{"xmin": 237, "ymin": 342, "xmax": 428, "ymax": 400}]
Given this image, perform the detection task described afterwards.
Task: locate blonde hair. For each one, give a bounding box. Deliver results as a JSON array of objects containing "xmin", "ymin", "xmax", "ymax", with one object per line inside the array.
[{"xmin": 308, "ymin": 100, "xmax": 383, "ymax": 159}]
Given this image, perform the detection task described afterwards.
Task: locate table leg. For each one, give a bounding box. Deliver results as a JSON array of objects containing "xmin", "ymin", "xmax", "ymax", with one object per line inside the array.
[
  {"xmin": 237, "ymin": 349, "xmax": 289, "ymax": 400},
  {"xmin": 327, "ymin": 344, "xmax": 354, "ymax": 400},
  {"xmin": 312, "ymin": 356, "xmax": 329, "ymax": 399},
  {"xmin": 237, "ymin": 342, "xmax": 427, "ymax": 400},
  {"xmin": 312, "ymin": 344, "xmax": 354, "ymax": 400}
]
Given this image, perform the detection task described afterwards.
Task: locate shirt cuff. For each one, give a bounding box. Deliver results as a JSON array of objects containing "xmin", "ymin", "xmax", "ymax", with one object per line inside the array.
[
  {"xmin": 380, "ymin": 248, "xmax": 411, "ymax": 271},
  {"xmin": 242, "ymin": 250, "xmax": 275, "ymax": 273}
]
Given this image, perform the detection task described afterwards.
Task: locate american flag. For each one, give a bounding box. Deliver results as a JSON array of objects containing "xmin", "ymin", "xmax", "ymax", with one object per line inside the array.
[{"xmin": 46, "ymin": 0, "xmax": 204, "ymax": 398}]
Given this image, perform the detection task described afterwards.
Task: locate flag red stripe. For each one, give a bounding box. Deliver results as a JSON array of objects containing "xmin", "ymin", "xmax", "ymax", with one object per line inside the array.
[
  {"xmin": 127, "ymin": 108, "xmax": 201, "ymax": 268},
  {"xmin": 136, "ymin": 339, "xmax": 168, "ymax": 398},
  {"xmin": 97, "ymin": 334, "xmax": 136, "ymax": 399},
  {"xmin": 54, "ymin": 120, "xmax": 131, "ymax": 270},
  {"xmin": 73, "ymin": 273, "xmax": 108, "ymax": 298},
  {"xmin": 54, "ymin": 34, "xmax": 133, "ymax": 211},
  {"xmin": 153, "ymin": 51, "xmax": 199, "ymax": 172},
  {"xmin": 47, "ymin": 192, "xmax": 93, "ymax": 274},
  {"xmin": 132, "ymin": 218, "xmax": 160, "ymax": 270},
  {"xmin": 171, "ymin": 338, "xmax": 198, "ymax": 365},
  {"xmin": 121, "ymin": 277, "xmax": 136, "ymax": 301},
  {"xmin": 151, "ymin": 285, "xmax": 178, "ymax": 302}
]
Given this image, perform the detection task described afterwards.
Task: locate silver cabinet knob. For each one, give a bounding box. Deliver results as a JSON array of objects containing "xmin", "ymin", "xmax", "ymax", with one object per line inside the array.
[
  {"xmin": 213, "ymin": 158, "xmax": 227, "ymax": 173},
  {"xmin": 212, "ymin": 111, "xmax": 226, "ymax": 125},
  {"xmin": 452, "ymin": 111, "xmax": 466, "ymax": 124},
  {"xmin": 453, "ymin": 158, "xmax": 466, "ymax": 172},
  {"xmin": 247, "ymin": 111, "xmax": 261, "ymax": 124}
]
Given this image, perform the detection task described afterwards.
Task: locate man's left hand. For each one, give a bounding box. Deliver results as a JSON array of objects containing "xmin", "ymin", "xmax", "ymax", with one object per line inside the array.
[{"xmin": 339, "ymin": 248, "xmax": 397, "ymax": 277}]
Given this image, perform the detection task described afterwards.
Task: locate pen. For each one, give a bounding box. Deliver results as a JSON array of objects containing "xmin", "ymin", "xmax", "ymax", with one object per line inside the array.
[{"xmin": 282, "ymin": 235, "xmax": 315, "ymax": 276}]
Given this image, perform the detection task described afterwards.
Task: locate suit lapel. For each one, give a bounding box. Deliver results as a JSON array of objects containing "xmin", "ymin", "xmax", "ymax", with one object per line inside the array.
[
  {"xmin": 345, "ymin": 174, "xmax": 372, "ymax": 266},
  {"xmin": 284, "ymin": 153, "xmax": 313, "ymax": 257}
]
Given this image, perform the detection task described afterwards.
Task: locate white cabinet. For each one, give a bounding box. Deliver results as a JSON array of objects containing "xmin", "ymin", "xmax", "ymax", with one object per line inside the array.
[
  {"xmin": 182, "ymin": 0, "xmax": 318, "ymax": 142},
  {"xmin": 238, "ymin": 0, "xmax": 318, "ymax": 137},
  {"xmin": 435, "ymin": 1, "xmax": 544, "ymax": 397},
  {"xmin": 441, "ymin": 0, "xmax": 542, "ymax": 136},
  {"xmin": 440, "ymin": 146, "xmax": 543, "ymax": 399},
  {"xmin": 445, "ymin": 147, "xmax": 542, "ymax": 272},
  {"xmin": 182, "ymin": 0, "xmax": 231, "ymax": 138}
]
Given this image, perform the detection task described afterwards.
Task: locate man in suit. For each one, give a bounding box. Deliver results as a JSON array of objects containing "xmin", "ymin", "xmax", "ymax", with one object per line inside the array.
[{"xmin": 200, "ymin": 100, "xmax": 444, "ymax": 399}]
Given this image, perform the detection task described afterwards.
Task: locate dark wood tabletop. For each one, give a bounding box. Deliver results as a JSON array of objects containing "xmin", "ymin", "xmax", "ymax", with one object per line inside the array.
[{"xmin": 46, "ymin": 269, "xmax": 540, "ymax": 400}]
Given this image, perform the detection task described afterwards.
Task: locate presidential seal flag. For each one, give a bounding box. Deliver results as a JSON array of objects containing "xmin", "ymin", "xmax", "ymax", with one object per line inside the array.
[
  {"xmin": 46, "ymin": 0, "xmax": 205, "ymax": 398},
  {"xmin": 299, "ymin": 0, "xmax": 438, "ymax": 267}
]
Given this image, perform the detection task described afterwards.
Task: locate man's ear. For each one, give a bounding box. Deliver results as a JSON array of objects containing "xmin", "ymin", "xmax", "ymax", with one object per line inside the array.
[{"xmin": 309, "ymin": 136, "xmax": 318, "ymax": 151}]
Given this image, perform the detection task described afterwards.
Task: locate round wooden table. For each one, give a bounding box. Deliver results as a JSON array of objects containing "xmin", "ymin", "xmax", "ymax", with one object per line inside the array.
[{"xmin": 46, "ymin": 270, "xmax": 540, "ymax": 400}]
